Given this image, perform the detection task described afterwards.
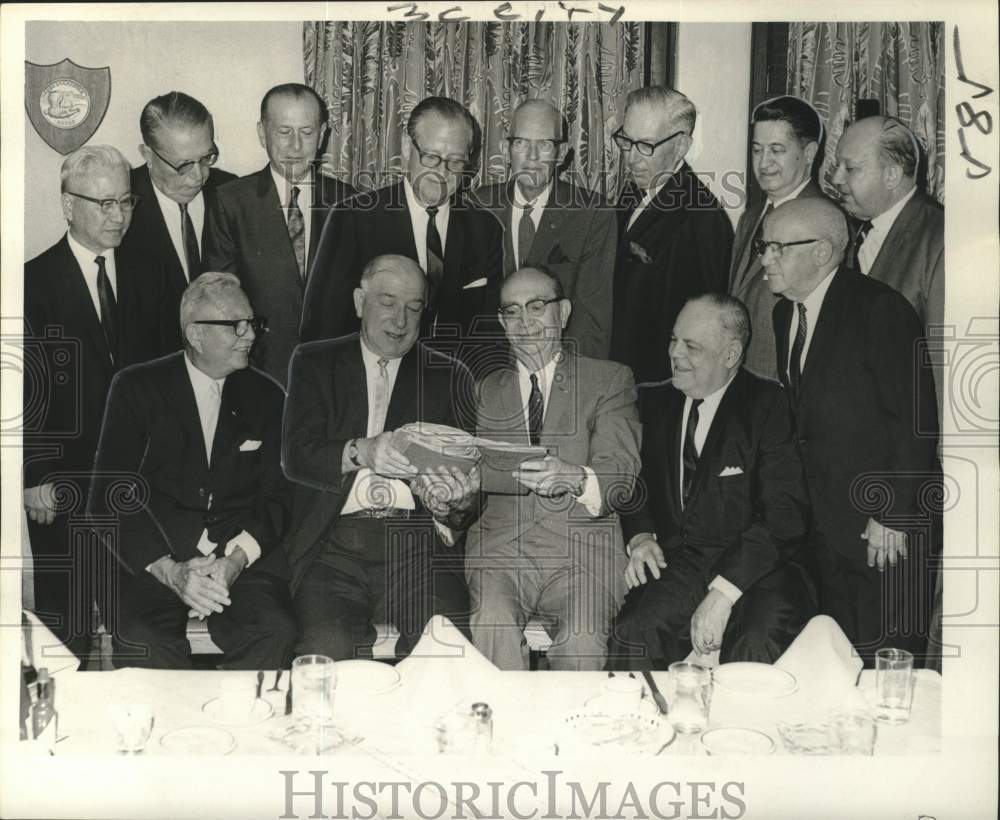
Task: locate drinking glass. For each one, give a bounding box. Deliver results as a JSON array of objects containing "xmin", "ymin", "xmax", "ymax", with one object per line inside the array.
[
  {"xmin": 874, "ymin": 648, "xmax": 914, "ymax": 725},
  {"xmin": 666, "ymin": 662, "xmax": 712, "ymax": 733},
  {"xmin": 109, "ymin": 704, "xmax": 154, "ymax": 754},
  {"xmin": 292, "ymin": 654, "xmax": 336, "ymax": 726},
  {"xmin": 829, "ymin": 710, "xmax": 877, "ymax": 755},
  {"xmin": 433, "ymin": 712, "xmax": 479, "ymax": 754}
]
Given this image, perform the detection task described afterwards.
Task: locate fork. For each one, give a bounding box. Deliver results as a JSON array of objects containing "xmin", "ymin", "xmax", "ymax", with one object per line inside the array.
[{"xmin": 269, "ymin": 670, "xmax": 283, "ymax": 692}]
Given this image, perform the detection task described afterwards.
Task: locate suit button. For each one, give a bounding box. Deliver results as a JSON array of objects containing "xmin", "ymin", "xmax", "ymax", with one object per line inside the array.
[
  {"xmin": 798, "ymin": 437, "xmax": 807, "ymax": 446},
  {"xmin": 198, "ymin": 488, "xmax": 207, "ymax": 498}
]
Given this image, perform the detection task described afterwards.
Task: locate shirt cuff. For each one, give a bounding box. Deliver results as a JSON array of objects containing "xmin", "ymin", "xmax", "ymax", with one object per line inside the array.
[
  {"xmin": 709, "ymin": 575, "xmax": 743, "ymax": 604},
  {"xmin": 226, "ymin": 530, "xmax": 262, "ymax": 567},
  {"xmin": 575, "ymin": 467, "xmax": 603, "ymax": 517}
]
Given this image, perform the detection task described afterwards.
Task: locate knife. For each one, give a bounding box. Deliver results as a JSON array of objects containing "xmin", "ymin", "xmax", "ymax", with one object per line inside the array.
[
  {"xmin": 284, "ymin": 673, "xmax": 293, "ymax": 716},
  {"xmin": 642, "ymin": 670, "xmax": 669, "ymax": 716},
  {"xmin": 256, "ymin": 670, "xmax": 265, "ymax": 700}
]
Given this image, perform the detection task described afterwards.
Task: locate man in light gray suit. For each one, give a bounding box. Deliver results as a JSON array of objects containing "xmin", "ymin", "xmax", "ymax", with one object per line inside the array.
[{"xmin": 457, "ymin": 267, "xmax": 641, "ymax": 670}]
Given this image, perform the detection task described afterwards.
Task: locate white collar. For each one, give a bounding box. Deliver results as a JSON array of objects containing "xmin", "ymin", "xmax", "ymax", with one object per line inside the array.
[
  {"xmin": 871, "ymin": 185, "xmax": 917, "ymax": 233},
  {"xmin": 183, "ymin": 351, "xmax": 227, "ymax": 394},
  {"xmin": 269, "ymin": 165, "xmax": 313, "ymax": 206},
  {"xmin": 685, "ymin": 368, "xmax": 737, "ymax": 414},
  {"xmin": 359, "ymin": 336, "xmax": 404, "ymax": 372},
  {"xmin": 513, "ymin": 181, "xmax": 552, "ymax": 209},
  {"xmin": 66, "ymin": 230, "xmax": 112, "ymax": 268},
  {"xmin": 798, "ymin": 265, "xmax": 839, "ymax": 316},
  {"xmin": 150, "ymin": 176, "xmax": 203, "ymax": 213},
  {"xmin": 768, "ymin": 176, "xmax": 811, "ymax": 208},
  {"xmin": 403, "ymin": 176, "xmax": 451, "ymax": 216},
  {"xmin": 515, "ymin": 353, "xmax": 560, "ymax": 385}
]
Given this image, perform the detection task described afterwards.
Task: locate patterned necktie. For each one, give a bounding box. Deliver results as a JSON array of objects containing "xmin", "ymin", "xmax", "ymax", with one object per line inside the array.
[
  {"xmin": 287, "ymin": 185, "xmax": 306, "ymax": 279},
  {"xmin": 425, "ymin": 206, "xmax": 444, "ymax": 293},
  {"xmin": 528, "ymin": 372, "xmax": 544, "ymax": 446},
  {"xmin": 179, "ymin": 202, "xmax": 200, "ymax": 281},
  {"xmin": 94, "ymin": 255, "xmax": 117, "ymax": 366},
  {"xmin": 681, "ymin": 398, "xmax": 703, "ymax": 508},
  {"xmin": 853, "ymin": 220, "xmax": 873, "ymax": 271},
  {"xmin": 790, "ymin": 302, "xmax": 808, "ymax": 398},
  {"xmin": 518, "ymin": 201, "xmax": 536, "ymax": 268}
]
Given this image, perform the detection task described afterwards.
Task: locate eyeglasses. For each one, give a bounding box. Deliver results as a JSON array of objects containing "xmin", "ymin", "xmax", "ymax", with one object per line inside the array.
[
  {"xmin": 410, "ymin": 136, "xmax": 469, "ymax": 173},
  {"xmin": 506, "ymin": 137, "xmax": 564, "ymax": 156},
  {"xmin": 752, "ymin": 238, "xmax": 820, "ymax": 258},
  {"xmin": 65, "ymin": 191, "xmax": 140, "ymax": 214},
  {"xmin": 149, "ymin": 143, "xmax": 219, "ymax": 176},
  {"xmin": 612, "ymin": 127, "xmax": 686, "ymax": 157},
  {"xmin": 498, "ymin": 297, "xmax": 561, "ymax": 321},
  {"xmin": 192, "ymin": 317, "xmax": 268, "ymax": 337}
]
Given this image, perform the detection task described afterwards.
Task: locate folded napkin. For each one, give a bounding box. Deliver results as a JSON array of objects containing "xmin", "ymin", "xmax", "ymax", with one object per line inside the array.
[{"xmin": 22, "ymin": 610, "xmax": 80, "ymax": 675}]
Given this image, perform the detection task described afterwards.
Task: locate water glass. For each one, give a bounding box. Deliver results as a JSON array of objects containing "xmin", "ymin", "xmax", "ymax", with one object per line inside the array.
[
  {"xmin": 874, "ymin": 648, "xmax": 914, "ymax": 725},
  {"xmin": 667, "ymin": 662, "xmax": 712, "ymax": 734},
  {"xmin": 109, "ymin": 703, "xmax": 154, "ymax": 754},
  {"xmin": 433, "ymin": 712, "xmax": 479, "ymax": 754},
  {"xmin": 292, "ymin": 654, "xmax": 336, "ymax": 725},
  {"xmin": 828, "ymin": 710, "xmax": 877, "ymax": 755}
]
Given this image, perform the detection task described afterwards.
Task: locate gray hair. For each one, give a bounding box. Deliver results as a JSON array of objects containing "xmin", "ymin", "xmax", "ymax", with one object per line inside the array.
[
  {"xmin": 179, "ymin": 271, "xmax": 245, "ymax": 344},
  {"xmin": 60, "ymin": 145, "xmax": 130, "ymax": 192},
  {"xmin": 877, "ymin": 116, "xmax": 920, "ymax": 178},
  {"xmin": 688, "ymin": 292, "xmax": 751, "ymax": 355},
  {"xmin": 625, "ymin": 86, "xmax": 697, "ymax": 134}
]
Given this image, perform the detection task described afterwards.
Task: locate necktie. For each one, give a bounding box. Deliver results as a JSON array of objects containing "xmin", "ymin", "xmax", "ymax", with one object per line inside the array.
[
  {"xmin": 179, "ymin": 202, "xmax": 200, "ymax": 281},
  {"xmin": 528, "ymin": 372, "xmax": 544, "ymax": 446},
  {"xmin": 626, "ymin": 188, "xmax": 648, "ymax": 232},
  {"xmin": 368, "ymin": 358, "xmax": 392, "ymax": 508},
  {"xmin": 94, "ymin": 255, "xmax": 117, "ymax": 366},
  {"xmin": 203, "ymin": 379, "xmax": 223, "ymax": 463},
  {"xmin": 287, "ymin": 185, "xmax": 306, "ymax": 279},
  {"xmin": 681, "ymin": 398, "xmax": 703, "ymax": 508},
  {"xmin": 425, "ymin": 206, "xmax": 444, "ymax": 293},
  {"xmin": 853, "ymin": 220, "xmax": 873, "ymax": 270},
  {"xmin": 518, "ymin": 201, "xmax": 536, "ymax": 268},
  {"xmin": 790, "ymin": 302, "xmax": 808, "ymax": 398}
]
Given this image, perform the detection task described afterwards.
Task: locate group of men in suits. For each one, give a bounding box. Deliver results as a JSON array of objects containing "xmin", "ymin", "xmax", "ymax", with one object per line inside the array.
[{"xmin": 23, "ymin": 77, "xmax": 942, "ymax": 671}]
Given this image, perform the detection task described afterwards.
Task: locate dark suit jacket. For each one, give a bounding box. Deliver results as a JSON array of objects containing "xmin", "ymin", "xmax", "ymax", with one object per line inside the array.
[
  {"xmin": 300, "ymin": 181, "xmax": 504, "ymax": 347},
  {"xmin": 202, "ymin": 166, "xmax": 356, "ymax": 385},
  {"xmin": 88, "ymin": 352, "xmax": 292, "ymax": 579},
  {"xmin": 280, "ymin": 334, "xmax": 475, "ymax": 591},
  {"xmin": 611, "ymin": 164, "xmax": 734, "ymax": 384},
  {"xmin": 728, "ymin": 180, "xmax": 829, "ymax": 380},
  {"xmin": 773, "ymin": 268, "xmax": 940, "ymax": 559},
  {"xmin": 23, "ymin": 235, "xmax": 173, "ymax": 490},
  {"xmin": 471, "ymin": 179, "xmax": 617, "ymax": 359},
  {"xmin": 623, "ymin": 368, "xmax": 809, "ymax": 592},
  {"xmin": 121, "ymin": 165, "xmax": 236, "ymax": 352}
]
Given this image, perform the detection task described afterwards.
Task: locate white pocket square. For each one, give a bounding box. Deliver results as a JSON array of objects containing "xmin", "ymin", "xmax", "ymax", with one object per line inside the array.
[
  {"xmin": 718, "ymin": 466, "xmax": 744, "ymax": 477},
  {"xmin": 239, "ymin": 439, "xmax": 262, "ymax": 452},
  {"xmin": 462, "ymin": 277, "xmax": 488, "ymax": 289}
]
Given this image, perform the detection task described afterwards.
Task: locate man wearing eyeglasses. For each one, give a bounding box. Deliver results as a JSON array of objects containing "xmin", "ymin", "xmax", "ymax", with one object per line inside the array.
[
  {"xmin": 24, "ymin": 145, "xmax": 175, "ymax": 661},
  {"xmin": 121, "ymin": 92, "xmax": 236, "ymax": 352},
  {"xmin": 88, "ymin": 272, "xmax": 296, "ymax": 669},
  {"xmin": 302, "ymin": 96, "xmax": 503, "ymax": 369},
  {"xmin": 458, "ymin": 267, "xmax": 640, "ymax": 670},
  {"xmin": 470, "ymin": 99, "xmax": 616, "ymax": 360},
  {"xmin": 610, "ymin": 86, "xmax": 733, "ymax": 385},
  {"xmin": 203, "ymin": 83, "xmax": 356, "ymax": 386},
  {"xmin": 762, "ymin": 198, "xmax": 940, "ymax": 666}
]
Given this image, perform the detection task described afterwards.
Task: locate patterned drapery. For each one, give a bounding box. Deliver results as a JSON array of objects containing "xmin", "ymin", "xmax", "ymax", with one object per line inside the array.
[
  {"xmin": 304, "ymin": 21, "xmax": 647, "ymax": 200},
  {"xmin": 787, "ymin": 22, "xmax": 945, "ymax": 203}
]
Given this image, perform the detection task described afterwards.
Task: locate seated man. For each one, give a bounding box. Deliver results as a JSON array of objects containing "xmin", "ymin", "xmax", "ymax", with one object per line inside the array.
[
  {"xmin": 609, "ymin": 294, "xmax": 814, "ymax": 668},
  {"xmin": 89, "ymin": 272, "xmax": 297, "ymax": 669},
  {"xmin": 281, "ymin": 254, "xmax": 474, "ymax": 660},
  {"xmin": 459, "ymin": 267, "xmax": 641, "ymax": 670}
]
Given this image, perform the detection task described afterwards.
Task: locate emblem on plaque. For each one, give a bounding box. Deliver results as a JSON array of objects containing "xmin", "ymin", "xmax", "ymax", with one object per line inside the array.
[{"xmin": 25, "ymin": 59, "xmax": 111, "ymax": 154}]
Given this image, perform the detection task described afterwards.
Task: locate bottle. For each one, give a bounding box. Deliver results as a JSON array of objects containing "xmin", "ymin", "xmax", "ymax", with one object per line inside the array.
[
  {"xmin": 470, "ymin": 702, "xmax": 493, "ymax": 752},
  {"xmin": 31, "ymin": 668, "xmax": 58, "ymax": 754}
]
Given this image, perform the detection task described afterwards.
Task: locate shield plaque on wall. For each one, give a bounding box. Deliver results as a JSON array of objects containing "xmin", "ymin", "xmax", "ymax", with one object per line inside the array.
[{"xmin": 25, "ymin": 59, "xmax": 111, "ymax": 155}]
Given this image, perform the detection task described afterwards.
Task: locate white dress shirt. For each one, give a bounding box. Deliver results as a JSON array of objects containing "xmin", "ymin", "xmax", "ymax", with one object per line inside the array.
[
  {"xmin": 403, "ymin": 177, "xmax": 450, "ymax": 275},
  {"xmin": 514, "ymin": 355, "xmax": 603, "ymax": 516},
  {"xmin": 767, "ymin": 176, "xmax": 811, "ymax": 210},
  {"xmin": 270, "ymin": 166, "xmax": 314, "ymax": 270},
  {"xmin": 787, "ymin": 266, "xmax": 837, "ymax": 374},
  {"xmin": 151, "ymin": 182, "xmax": 205, "ymax": 280},
  {"xmin": 626, "ymin": 159, "xmax": 684, "ymax": 231},
  {"xmin": 66, "ymin": 232, "xmax": 117, "ymax": 319},
  {"xmin": 511, "ymin": 181, "xmax": 551, "ymax": 268},
  {"xmin": 341, "ymin": 339, "xmax": 416, "ymax": 514},
  {"xmin": 857, "ymin": 185, "xmax": 916, "ymax": 274}
]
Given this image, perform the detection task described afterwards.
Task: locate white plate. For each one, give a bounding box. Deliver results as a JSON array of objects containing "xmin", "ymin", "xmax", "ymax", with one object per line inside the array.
[
  {"xmin": 202, "ymin": 697, "xmax": 273, "ymax": 727},
  {"xmin": 701, "ymin": 727, "xmax": 776, "ymax": 755},
  {"xmin": 584, "ymin": 693, "xmax": 659, "ymax": 717},
  {"xmin": 561, "ymin": 710, "xmax": 676, "ymax": 754},
  {"xmin": 160, "ymin": 726, "xmax": 236, "ymax": 755},
  {"xmin": 335, "ymin": 659, "xmax": 402, "ymax": 696},
  {"xmin": 713, "ymin": 663, "xmax": 798, "ymax": 698}
]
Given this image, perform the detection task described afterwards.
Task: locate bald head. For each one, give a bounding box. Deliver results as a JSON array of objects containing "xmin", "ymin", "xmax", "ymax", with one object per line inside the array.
[
  {"xmin": 504, "ymin": 99, "xmax": 568, "ymax": 201},
  {"xmin": 833, "ymin": 115, "xmax": 919, "ymax": 219},
  {"xmin": 760, "ymin": 198, "xmax": 848, "ymax": 301},
  {"xmin": 360, "ymin": 253, "xmax": 426, "ymax": 292}
]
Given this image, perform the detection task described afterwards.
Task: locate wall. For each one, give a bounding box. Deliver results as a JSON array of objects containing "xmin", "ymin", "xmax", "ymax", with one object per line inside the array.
[{"xmin": 24, "ymin": 21, "xmax": 303, "ymax": 259}]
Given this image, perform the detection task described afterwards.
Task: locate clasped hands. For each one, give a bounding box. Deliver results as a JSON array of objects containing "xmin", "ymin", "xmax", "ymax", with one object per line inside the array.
[{"xmin": 150, "ymin": 547, "xmax": 248, "ymax": 620}]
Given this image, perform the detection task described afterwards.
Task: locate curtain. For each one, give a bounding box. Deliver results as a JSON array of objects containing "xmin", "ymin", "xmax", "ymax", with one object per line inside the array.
[
  {"xmin": 787, "ymin": 22, "xmax": 945, "ymax": 204},
  {"xmin": 304, "ymin": 21, "xmax": 646, "ymax": 201}
]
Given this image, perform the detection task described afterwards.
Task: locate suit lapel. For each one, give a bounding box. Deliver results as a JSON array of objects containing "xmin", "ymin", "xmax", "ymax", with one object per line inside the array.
[
  {"xmin": 210, "ymin": 373, "xmax": 249, "ymax": 468},
  {"xmin": 540, "ymin": 353, "xmax": 573, "ymax": 445},
  {"xmin": 495, "ymin": 364, "xmax": 529, "ymax": 439},
  {"xmin": 57, "ymin": 237, "xmax": 114, "ymax": 367},
  {"xmin": 774, "ymin": 298, "xmax": 792, "ymax": 390},
  {"xmin": 685, "ymin": 372, "xmax": 745, "ymax": 507},
  {"xmin": 731, "ymin": 201, "xmax": 768, "ymax": 294},
  {"xmin": 867, "ymin": 194, "xmax": 919, "ymax": 281},
  {"xmin": 256, "ymin": 167, "xmax": 301, "ymax": 285},
  {"xmin": 663, "ymin": 389, "xmax": 684, "ymax": 520},
  {"xmin": 799, "ymin": 268, "xmax": 848, "ymax": 395},
  {"xmin": 384, "ymin": 344, "xmax": 417, "ymax": 432},
  {"xmin": 168, "ymin": 354, "xmax": 211, "ymax": 471}
]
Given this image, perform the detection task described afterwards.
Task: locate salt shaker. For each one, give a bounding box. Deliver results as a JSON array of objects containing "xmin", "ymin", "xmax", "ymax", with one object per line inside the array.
[{"xmin": 470, "ymin": 702, "xmax": 493, "ymax": 751}]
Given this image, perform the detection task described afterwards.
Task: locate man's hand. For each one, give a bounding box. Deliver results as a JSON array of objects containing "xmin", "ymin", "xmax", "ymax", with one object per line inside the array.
[
  {"xmin": 358, "ymin": 432, "xmax": 417, "ymax": 480},
  {"xmin": 148, "ymin": 555, "xmax": 232, "ymax": 619},
  {"xmin": 24, "ymin": 483, "xmax": 57, "ymax": 525},
  {"xmin": 413, "ymin": 466, "xmax": 480, "ymax": 523},
  {"xmin": 512, "ymin": 456, "xmax": 586, "ymax": 497},
  {"xmin": 624, "ymin": 535, "xmax": 667, "ymax": 589},
  {"xmin": 861, "ymin": 517, "xmax": 908, "ymax": 571},
  {"xmin": 690, "ymin": 588, "xmax": 734, "ymax": 655},
  {"xmin": 204, "ymin": 547, "xmax": 248, "ymax": 592}
]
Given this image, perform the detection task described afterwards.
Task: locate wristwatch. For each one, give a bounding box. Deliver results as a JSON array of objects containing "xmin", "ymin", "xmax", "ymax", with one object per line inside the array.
[{"xmin": 346, "ymin": 439, "xmax": 362, "ymax": 468}]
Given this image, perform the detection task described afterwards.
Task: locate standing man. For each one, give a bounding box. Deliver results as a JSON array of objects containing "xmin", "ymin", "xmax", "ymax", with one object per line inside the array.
[
  {"xmin": 282, "ymin": 255, "xmax": 474, "ymax": 661},
  {"xmin": 472, "ymin": 99, "xmax": 616, "ymax": 359},
  {"xmin": 301, "ymin": 96, "xmax": 503, "ymax": 367},
  {"xmin": 729, "ymin": 96, "xmax": 829, "ymax": 379},
  {"xmin": 121, "ymin": 91, "xmax": 236, "ymax": 352},
  {"xmin": 609, "ymin": 295, "xmax": 813, "ymax": 669},
  {"xmin": 611, "ymin": 86, "xmax": 733, "ymax": 385},
  {"xmin": 461, "ymin": 267, "xmax": 641, "ymax": 670},
  {"xmin": 89, "ymin": 273, "xmax": 296, "ymax": 669},
  {"xmin": 24, "ymin": 145, "xmax": 172, "ymax": 661},
  {"xmin": 763, "ymin": 198, "xmax": 940, "ymax": 665},
  {"xmin": 203, "ymin": 83, "xmax": 355, "ymax": 385},
  {"xmin": 832, "ymin": 115, "xmax": 944, "ymax": 404}
]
